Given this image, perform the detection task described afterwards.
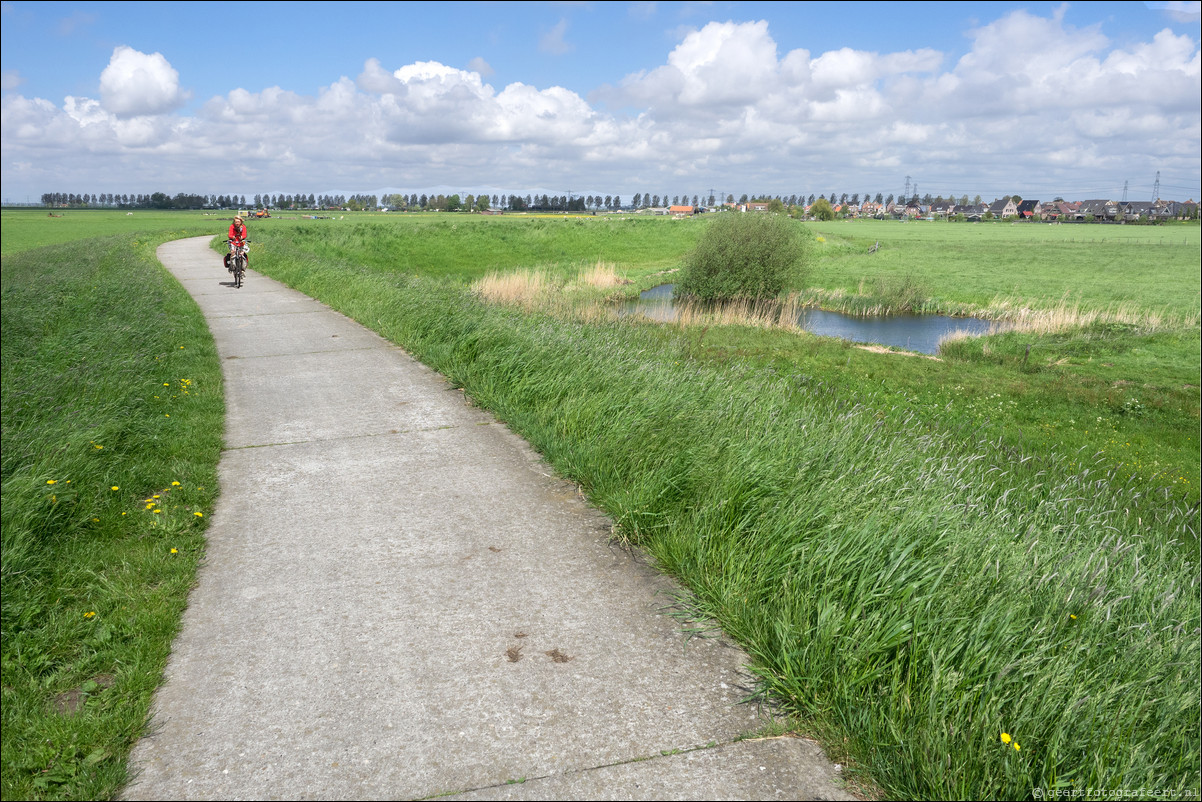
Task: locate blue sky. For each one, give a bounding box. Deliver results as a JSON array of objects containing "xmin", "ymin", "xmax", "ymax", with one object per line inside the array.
[{"xmin": 3, "ymin": 1, "xmax": 1199, "ymax": 203}]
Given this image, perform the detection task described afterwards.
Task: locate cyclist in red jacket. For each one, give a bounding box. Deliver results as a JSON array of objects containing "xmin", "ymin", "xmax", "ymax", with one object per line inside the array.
[{"xmin": 225, "ymin": 216, "xmax": 248, "ymax": 271}]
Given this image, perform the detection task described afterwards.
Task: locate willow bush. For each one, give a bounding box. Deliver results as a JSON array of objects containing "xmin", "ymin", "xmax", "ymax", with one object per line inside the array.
[{"xmin": 675, "ymin": 212, "xmax": 811, "ymax": 301}]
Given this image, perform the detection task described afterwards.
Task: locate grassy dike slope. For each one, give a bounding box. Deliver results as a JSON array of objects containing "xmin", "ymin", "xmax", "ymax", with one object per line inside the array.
[
  {"xmin": 244, "ymin": 220, "xmax": 1199, "ymax": 800},
  {"xmin": 1, "ymin": 228, "xmax": 223, "ymax": 800}
]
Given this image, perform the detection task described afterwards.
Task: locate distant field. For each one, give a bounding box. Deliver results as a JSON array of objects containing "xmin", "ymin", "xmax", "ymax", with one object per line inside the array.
[
  {"xmin": 0, "ymin": 209, "xmax": 235, "ymax": 256},
  {"xmin": 803, "ymin": 218, "xmax": 1201, "ymax": 316},
  {"xmin": 6, "ymin": 209, "xmax": 1198, "ymax": 317}
]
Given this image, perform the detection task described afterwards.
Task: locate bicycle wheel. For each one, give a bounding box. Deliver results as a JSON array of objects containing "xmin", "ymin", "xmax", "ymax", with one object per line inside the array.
[{"xmin": 234, "ymin": 255, "xmax": 244, "ymax": 288}]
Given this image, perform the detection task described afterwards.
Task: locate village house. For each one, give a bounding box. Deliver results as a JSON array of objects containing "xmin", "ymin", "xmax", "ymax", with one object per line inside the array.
[
  {"xmin": 1016, "ymin": 199, "xmax": 1043, "ymax": 220},
  {"xmin": 1077, "ymin": 199, "xmax": 1121, "ymax": 220},
  {"xmin": 669, "ymin": 205, "xmax": 695, "ymax": 218},
  {"xmin": 988, "ymin": 198, "xmax": 1019, "ymax": 218},
  {"xmin": 1122, "ymin": 201, "xmax": 1157, "ymax": 222},
  {"xmin": 859, "ymin": 200, "xmax": 883, "ymax": 217}
]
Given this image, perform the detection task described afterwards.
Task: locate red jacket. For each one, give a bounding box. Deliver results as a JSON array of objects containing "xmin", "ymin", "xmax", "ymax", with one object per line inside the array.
[{"xmin": 228, "ymin": 223, "xmax": 247, "ymax": 244}]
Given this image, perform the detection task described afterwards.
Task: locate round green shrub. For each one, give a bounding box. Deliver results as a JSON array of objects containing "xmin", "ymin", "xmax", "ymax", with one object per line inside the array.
[{"xmin": 675, "ymin": 212, "xmax": 810, "ymax": 301}]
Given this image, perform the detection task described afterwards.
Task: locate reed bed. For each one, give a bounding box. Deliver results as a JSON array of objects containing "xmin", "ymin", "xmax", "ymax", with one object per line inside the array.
[
  {"xmin": 245, "ymin": 241, "xmax": 1201, "ymax": 800},
  {"xmin": 979, "ymin": 296, "xmax": 1200, "ymax": 334},
  {"xmin": 472, "ymin": 261, "xmax": 629, "ymax": 311},
  {"xmin": 631, "ymin": 295, "xmax": 806, "ymax": 332},
  {"xmin": 472, "ymin": 267, "xmax": 554, "ymax": 310},
  {"xmin": 572, "ymin": 260, "xmax": 626, "ymax": 290}
]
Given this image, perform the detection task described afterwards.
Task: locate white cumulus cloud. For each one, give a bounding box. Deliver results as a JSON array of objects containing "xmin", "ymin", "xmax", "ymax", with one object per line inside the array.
[{"xmin": 99, "ymin": 45, "xmax": 189, "ymax": 117}]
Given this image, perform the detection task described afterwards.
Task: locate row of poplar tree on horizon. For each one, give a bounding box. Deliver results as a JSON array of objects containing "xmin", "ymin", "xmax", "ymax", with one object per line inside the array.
[{"xmin": 38, "ymin": 190, "xmax": 989, "ymax": 212}]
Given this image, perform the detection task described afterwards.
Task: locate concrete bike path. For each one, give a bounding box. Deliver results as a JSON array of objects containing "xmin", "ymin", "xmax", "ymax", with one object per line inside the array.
[{"xmin": 122, "ymin": 236, "xmax": 854, "ymax": 801}]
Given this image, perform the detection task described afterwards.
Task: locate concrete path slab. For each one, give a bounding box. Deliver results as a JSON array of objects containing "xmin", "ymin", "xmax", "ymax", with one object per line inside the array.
[{"xmin": 121, "ymin": 237, "xmax": 855, "ymax": 801}]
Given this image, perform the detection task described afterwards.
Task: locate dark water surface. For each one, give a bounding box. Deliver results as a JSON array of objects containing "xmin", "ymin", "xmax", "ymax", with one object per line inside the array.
[{"xmin": 622, "ymin": 284, "xmax": 1002, "ymax": 355}]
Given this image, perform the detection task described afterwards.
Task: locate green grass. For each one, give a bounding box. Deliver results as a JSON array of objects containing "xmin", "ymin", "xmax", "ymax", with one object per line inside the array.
[
  {"xmin": 230, "ymin": 239, "xmax": 1201, "ymax": 799},
  {"xmin": 802, "ymin": 218, "xmax": 1201, "ymax": 316},
  {"xmin": 1, "ymin": 230, "xmax": 223, "ymax": 800},
  {"xmin": 239, "ymin": 215, "xmax": 1200, "ymax": 505},
  {"xmin": 259, "ymin": 212, "xmax": 700, "ymax": 281},
  {"xmin": 2, "ymin": 210, "xmax": 1198, "ymax": 800},
  {"xmin": 0, "ymin": 209, "xmax": 237, "ymax": 257}
]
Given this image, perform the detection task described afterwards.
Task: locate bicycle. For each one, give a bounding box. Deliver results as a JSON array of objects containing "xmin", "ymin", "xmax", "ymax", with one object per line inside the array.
[{"xmin": 225, "ymin": 239, "xmax": 250, "ymax": 288}]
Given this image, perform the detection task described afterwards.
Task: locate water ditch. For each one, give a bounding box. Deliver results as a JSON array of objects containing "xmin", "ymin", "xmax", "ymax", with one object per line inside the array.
[{"xmin": 621, "ymin": 284, "xmax": 1004, "ymax": 355}]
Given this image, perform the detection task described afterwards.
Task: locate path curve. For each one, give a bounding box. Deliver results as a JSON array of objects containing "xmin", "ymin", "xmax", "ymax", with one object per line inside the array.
[{"xmin": 122, "ymin": 237, "xmax": 854, "ymax": 801}]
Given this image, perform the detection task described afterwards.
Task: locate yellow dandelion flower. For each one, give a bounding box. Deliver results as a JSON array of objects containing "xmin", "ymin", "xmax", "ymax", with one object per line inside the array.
[
  {"xmin": 1070, "ymin": 614, "xmax": 1077, "ymax": 620},
  {"xmin": 92, "ymin": 518, "xmax": 99, "ymax": 523},
  {"xmin": 47, "ymin": 480, "xmax": 57, "ymax": 485},
  {"xmin": 84, "ymin": 611, "xmax": 96, "ymax": 619},
  {"xmin": 1014, "ymin": 743, "xmax": 1021, "ymax": 751},
  {"xmin": 111, "ymin": 486, "xmax": 120, "ymax": 491},
  {"xmin": 153, "ymin": 509, "xmax": 162, "ymax": 514},
  {"xmin": 1000, "ymin": 733, "xmax": 1011, "ymax": 744},
  {"xmin": 170, "ymin": 548, "xmax": 178, "ymax": 554},
  {"xmin": 172, "ymin": 481, "xmax": 181, "ymax": 486},
  {"xmin": 194, "ymin": 512, "xmax": 203, "ymax": 517}
]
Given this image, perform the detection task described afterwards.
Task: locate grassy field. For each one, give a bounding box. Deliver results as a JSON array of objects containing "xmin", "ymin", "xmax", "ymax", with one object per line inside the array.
[
  {"xmin": 231, "ymin": 212, "xmax": 1200, "ymax": 501},
  {"xmin": 0, "ymin": 209, "xmax": 235, "ymax": 257},
  {"xmin": 2, "ymin": 220, "xmax": 223, "ymax": 800},
  {"xmin": 802, "ymin": 218, "xmax": 1200, "ymax": 315},
  {"xmin": 2, "ymin": 209, "xmax": 1199, "ymax": 799},
  {"xmin": 239, "ymin": 214, "xmax": 1197, "ymax": 798}
]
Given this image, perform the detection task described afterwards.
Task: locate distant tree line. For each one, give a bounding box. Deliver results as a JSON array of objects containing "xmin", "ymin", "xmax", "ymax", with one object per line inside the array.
[
  {"xmin": 41, "ymin": 192, "xmax": 249, "ymax": 209},
  {"xmin": 51, "ymin": 189, "xmax": 1165, "ymax": 217}
]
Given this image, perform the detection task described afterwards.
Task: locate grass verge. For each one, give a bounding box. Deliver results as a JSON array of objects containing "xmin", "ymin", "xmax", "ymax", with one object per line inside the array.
[{"xmin": 1, "ymin": 232, "xmax": 223, "ymax": 800}]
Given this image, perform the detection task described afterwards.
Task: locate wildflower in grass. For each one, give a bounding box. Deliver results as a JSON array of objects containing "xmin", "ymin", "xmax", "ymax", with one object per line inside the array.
[
  {"xmin": 172, "ymin": 481, "xmax": 181, "ymax": 486},
  {"xmin": 84, "ymin": 611, "xmax": 96, "ymax": 619},
  {"xmin": 194, "ymin": 512, "xmax": 203, "ymax": 517},
  {"xmin": 170, "ymin": 548, "xmax": 178, "ymax": 554},
  {"xmin": 47, "ymin": 480, "xmax": 57, "ymax": 485},
  {"xmin": 111, "ymin": 486, "xmax": 119, "ymax": 491},
  {"xmin": 1001, "ymin": 733, "xmax": 1011, "ymax": 744}
]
